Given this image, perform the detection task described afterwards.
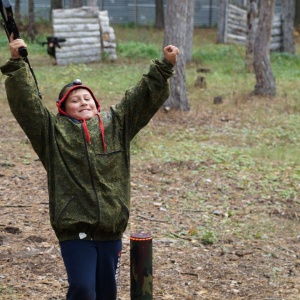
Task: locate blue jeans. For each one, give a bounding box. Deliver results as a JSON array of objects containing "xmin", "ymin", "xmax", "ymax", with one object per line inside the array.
[{"xmin": 60, "ymin": 239, "xmax": 122, "ymax": 300}]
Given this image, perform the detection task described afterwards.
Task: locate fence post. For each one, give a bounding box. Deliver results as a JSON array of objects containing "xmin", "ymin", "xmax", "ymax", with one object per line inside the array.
[{"xmin": 130, "ymin": 232, "xmax": 153, "ymax": 300}]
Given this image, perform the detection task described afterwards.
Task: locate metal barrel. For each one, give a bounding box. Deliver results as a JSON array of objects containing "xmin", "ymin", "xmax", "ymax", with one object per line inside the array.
[{"xmin": 130, "ymin": 232, "xmax": 153, "ymax": 300}]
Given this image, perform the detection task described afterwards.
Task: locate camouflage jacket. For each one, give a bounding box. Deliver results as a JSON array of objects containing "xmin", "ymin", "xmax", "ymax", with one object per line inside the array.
[{"xmin": 1, "ymin": 58, "xmax": 174, "ymax": 242}]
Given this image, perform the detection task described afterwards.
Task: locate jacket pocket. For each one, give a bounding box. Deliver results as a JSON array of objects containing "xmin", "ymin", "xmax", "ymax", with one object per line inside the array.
[
  {"xmin": 95, "ymin": 149, "xmax": 129, "ymax": 182},
  {"xmin": 55, "ymin": 192, "xmax": 98, "ymax": 231},
  {"xmin": 117, "ymin": 197, "xmax": 130, "ymax": 232},
  {"xmin": 99, "ymin": 196, "xmax": 130, "ymax": 234}
]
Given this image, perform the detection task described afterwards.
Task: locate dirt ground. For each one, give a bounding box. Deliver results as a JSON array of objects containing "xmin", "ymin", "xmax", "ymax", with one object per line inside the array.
[{"xmin": 1, "ymin": 97, "xmax": 300, "ymax": 300}]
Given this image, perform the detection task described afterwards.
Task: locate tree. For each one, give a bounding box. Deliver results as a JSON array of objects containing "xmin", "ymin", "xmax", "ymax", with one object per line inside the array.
[
  {"xmin": 51, "ymin": 0, "xmax": 62, "ymax": 20},
  {"xmin": 163, "ymin": 0, "xmax": 189, "ymax": 111},
  {"xmin": 15, "ymin": 0, "xmax": 21, "ymax": 20},
  {"xmin": 27, "ymin": 0, "xmax": 36, "ymax": 41},
  {"xmin": 69, "ymin": 0, "xmax": 83, "ymax": 8},
  {"xmin": 185, "ymin": 0, "xmax": 195, "ymax": 63},
  {"xmin": 217, "ymin": 0, "xmax": 228, "ymax": 43},
  {"xmin": 295, "ymin": 0, "xmax": 300, "ymax": 28},
  {"xmin": 51, "ymin": 0, "xmax": 62, "ymax": 9},
  {"xmin": 282, "ymin": 0, "xmax": 295, "ymax": 53},
  {"xmin": 155, "ymin": 0, "xmax": 164, "ymax": 29},
  {"xmin": 245, "ymin": 0, "xmax": 258, "ymax": 72},
  {"xmin": 252, "ymin": 0, "xmax": 276, "ymax": 96}
]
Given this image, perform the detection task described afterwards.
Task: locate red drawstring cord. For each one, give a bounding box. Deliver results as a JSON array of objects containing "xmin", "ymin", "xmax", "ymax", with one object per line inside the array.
[
  {"xmin": 80, "ymin": 114, "xmax": 106, "ymax": 153},
  {"xmin": 81, "ymin": 119, "xmax": 91, "ymax": 144}
]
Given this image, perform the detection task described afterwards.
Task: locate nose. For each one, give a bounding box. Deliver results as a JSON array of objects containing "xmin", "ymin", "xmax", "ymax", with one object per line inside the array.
[{"xmin": 80, "ymin": 99, "xmax": 88, "ymax": 106}]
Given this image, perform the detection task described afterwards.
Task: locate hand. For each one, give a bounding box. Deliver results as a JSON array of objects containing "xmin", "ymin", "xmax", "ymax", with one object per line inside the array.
[
  {"xmin": 163, "ymin": 45, "xmax": 180, "ymax": 66},
  {"xmin": 9, "ymin": 34, "xmax": 27, "ymax": 59}
]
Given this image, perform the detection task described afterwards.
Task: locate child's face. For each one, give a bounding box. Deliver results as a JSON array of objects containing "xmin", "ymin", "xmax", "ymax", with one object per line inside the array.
[{"xmin": 65, "ymin": 88, "xmax": 98, "ymax": 120}]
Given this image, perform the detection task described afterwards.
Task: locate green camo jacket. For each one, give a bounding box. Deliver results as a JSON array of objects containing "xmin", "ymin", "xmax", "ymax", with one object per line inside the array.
[{"xmin": 1, "ymin": 58, "xmax": 174, "ymax": 242}]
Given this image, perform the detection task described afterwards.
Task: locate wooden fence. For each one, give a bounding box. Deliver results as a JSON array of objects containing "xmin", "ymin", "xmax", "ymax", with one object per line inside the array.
[
  {"xmin": 53, "ymin": 7, "xmax": 117, "ymax": 65},
  {"xmin": 224, "ymin": 4, "xmax": 283, "ymax": 51}
]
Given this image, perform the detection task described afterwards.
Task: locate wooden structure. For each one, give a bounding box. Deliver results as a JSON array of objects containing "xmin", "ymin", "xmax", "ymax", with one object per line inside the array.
[
  {"xmin": 223, "ymin": 3, "xmax": 283, "ymax": 51},
  {"xmin": 52, "ymin": 7, "xmax": 117, "ymax": 65},
  {"xmin": 99, "ymin": 10, "xmax": 117, "ymax": 61}
]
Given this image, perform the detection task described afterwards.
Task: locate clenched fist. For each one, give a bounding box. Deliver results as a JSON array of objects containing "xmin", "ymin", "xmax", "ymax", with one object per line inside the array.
[
  {"xmin": 163, "ymin": 45, "xmax": 180, "ymax": 66},
  {"xmin": 9, "ymin": 34, "xmax": 27, "ymax": 59}
]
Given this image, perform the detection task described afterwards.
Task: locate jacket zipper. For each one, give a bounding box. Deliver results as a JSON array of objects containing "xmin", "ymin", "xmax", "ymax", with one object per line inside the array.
[{"xmin": 81, "ymin": 123, "xmax": 100, "ymax": 240}]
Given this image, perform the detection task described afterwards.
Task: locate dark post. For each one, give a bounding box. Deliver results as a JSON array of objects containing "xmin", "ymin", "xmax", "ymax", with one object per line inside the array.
[{"xmin": 130, "ymin": 232, "xmax": 153, "ymax": 300}]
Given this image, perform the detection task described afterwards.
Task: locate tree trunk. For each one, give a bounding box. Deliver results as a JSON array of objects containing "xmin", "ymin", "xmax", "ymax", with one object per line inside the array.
[
  {"xmin": 217, "ymin": 0, "xmax": 228, "ymax": 43},
  {"xmin": 163, "ymin": 0, "xmax": 189, "ymax": 111},
  {"xmin": 245, "ymin": 0, "xmax": 258, "ymax": 72},
  {"xmin": 69, "ymin": 0, "xmax": 83, "ymax": 8},
  {"xmin": 51, "ymin": 0, "xmax": 62, "ymax": 20},
  {"xmin": 27, "ymin": 0, "xmax": 36, "ymax": 41},
  {"xmin": 282, "ymin": 0, "xmax": 295, "ymax": 53},
  {"xmin": 253, "ymin": 0, "xmax": 276, "ymax": 96},
  {"xmin": 15, "ymin": 0, "xmax": 21, "ymax": 20},
  {"xmin": 51, "ymin": 0, "xmax": 62, "ymax": 9},
  {"xmin": 185, "ymin": 0, "xmax": 195, "ymax": 63},
  {"xmin": 295, "ymin": 0, "xmax": 300, "ymax": 28},
  {"xmin": 155, "ymin": 0, "xmax": 164, "ymax": 29}
]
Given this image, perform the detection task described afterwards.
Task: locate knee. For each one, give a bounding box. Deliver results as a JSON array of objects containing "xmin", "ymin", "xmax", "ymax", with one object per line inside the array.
[{"xmin": 67, "ymin": 283, "xmax": 96, "ymax": 300}]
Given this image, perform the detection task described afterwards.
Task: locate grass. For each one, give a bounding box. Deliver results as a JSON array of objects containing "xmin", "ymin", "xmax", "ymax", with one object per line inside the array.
[
  {"xmin": 1, "ymin": 24, "xmax": 300, "ymax": 187},
  {"xmin": 2, "ymin": 26, "xmax": 300, "ymax": 164},
  {"xmin": 1, "ymin": 24, "xmax": 300, "ymax": 300},
  {"xmin": 1, "ymin": 25, "xmax": 300, "ymax": 209}
]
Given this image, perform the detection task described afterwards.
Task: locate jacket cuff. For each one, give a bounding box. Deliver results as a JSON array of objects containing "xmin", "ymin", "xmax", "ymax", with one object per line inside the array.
[
  {"xmin": 162, "ymin": 57, "xmax": 175, "ymax": 69},
  {"xmin": 0, "ymin": 59, "xmax": 26, "ymax": 75},
  {"xmin": 151, "ymin": 58, "xmax": 175, "ymax": 81},
  {"xmin": 10, "ymin": 58, "xmax": 23, "ymax": 61}
]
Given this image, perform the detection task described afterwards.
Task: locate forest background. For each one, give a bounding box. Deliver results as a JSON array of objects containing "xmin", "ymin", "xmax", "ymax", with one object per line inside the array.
[{"xmin": 1, "ymin": 5, "xmax": 300, "ymax": 299}]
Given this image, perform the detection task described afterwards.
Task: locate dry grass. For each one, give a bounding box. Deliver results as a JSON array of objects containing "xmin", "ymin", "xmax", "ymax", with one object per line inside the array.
[{"xmin": 1, "ymin": 26, "xmax": 300, "ymax": 299}]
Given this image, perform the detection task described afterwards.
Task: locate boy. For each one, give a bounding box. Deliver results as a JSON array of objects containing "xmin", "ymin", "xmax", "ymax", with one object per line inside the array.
[{"xmin": 1, "ymin": 37, "xmax": 179, "ymax": 300}]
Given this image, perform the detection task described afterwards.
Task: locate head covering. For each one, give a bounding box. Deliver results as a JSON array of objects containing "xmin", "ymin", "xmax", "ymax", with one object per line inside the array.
[
  {"xmin": 56, "ymin": 79, "xmax": 106, "ymax": 152},
  {"xmin": 56, "ymin": 79, "xmax": 100, "ymax": 115}
]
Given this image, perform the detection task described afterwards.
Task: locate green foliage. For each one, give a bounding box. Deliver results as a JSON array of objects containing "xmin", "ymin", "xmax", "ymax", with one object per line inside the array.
[
  {"xmin": 2, "ymin": 27, "xmax": 300, "ymax": 298},
  {"xmin": 271, "ymin": 51, "xmax": 300, "ymax": 79},
  {"xmin": 61, "ymin": 64, "xmax": 93, "ymax": 81},
  {"xmin": 1, "ymin": 26, "xmax": 300, "ymax": 244},
  {"xmin": 193, "ymin": 44, "xmax": 245, "ymax": 73},
  {"xmin": 117, "ymin": 41, "xmax": 161, "ymax": 60},
  {"xmin": 0, "ymin": 284, "xmax": 16, "ymax": 296},
  {"xmin": 201, "ymin": 230, "xmax": 216, "ymax": 245}
]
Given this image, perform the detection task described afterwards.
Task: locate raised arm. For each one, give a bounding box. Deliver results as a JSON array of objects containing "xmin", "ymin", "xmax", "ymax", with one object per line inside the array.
[
  {"xmin": 1, "ymin": 38, "xmax": 51, "ymax": 165},
  {"xmin": 112, "ymin": 45, "xmax": 179, "ymax": 141}
]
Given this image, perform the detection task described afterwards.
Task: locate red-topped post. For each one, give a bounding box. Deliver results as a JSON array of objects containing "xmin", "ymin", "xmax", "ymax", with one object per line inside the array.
[{"xmin": 130, "ymin": 232, "xmax": 153, "ymax": 300}]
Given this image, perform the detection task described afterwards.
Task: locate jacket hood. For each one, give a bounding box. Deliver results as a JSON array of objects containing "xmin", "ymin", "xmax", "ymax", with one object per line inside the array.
[
  {"xmin": 56, "ymin": 79, "xmax": 106, "ymax": 152},
  {"xmin": 56, "ymin": 79, "xmax": 100, "ymax": 116}
]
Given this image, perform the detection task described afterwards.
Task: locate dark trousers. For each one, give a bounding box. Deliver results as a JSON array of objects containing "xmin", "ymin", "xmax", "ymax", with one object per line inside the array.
[{"xmin": 60, "ymin": 239, "xmax": 122, "ymax": 300}]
